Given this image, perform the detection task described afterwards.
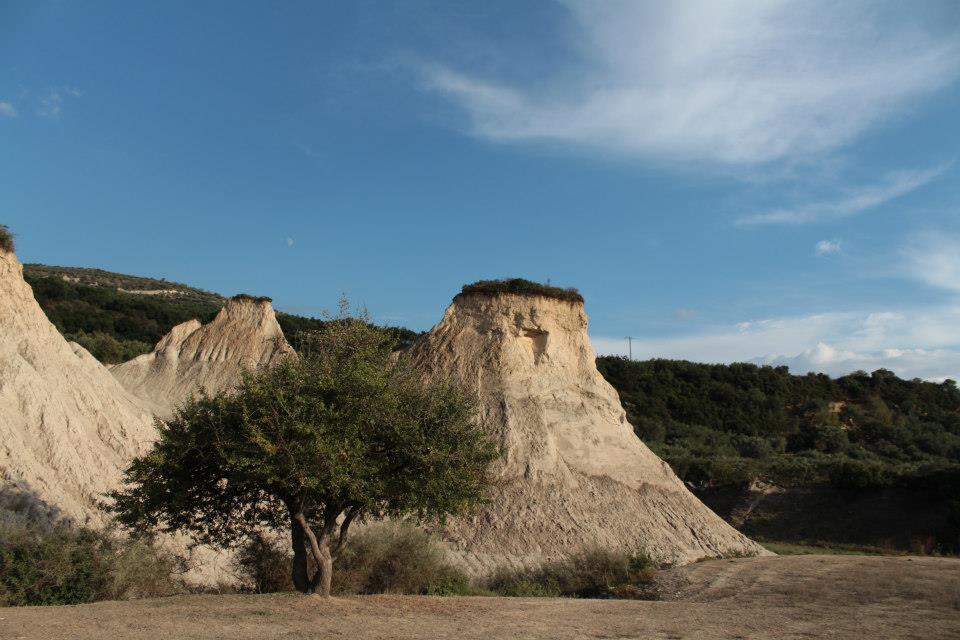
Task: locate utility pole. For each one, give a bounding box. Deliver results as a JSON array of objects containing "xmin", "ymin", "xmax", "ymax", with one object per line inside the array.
[{"xmin": 625, "ymin": 336, "xmax": 634, "ymax": 360}]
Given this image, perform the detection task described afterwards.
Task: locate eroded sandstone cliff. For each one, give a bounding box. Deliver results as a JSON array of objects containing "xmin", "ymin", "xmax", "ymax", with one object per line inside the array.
[
  {"xmin": 0, "ymin": 247, "xmax": 156, "ymax": 525},
  {"xmin": 110, "ymin": 297, "xmax": 294, "ymax": 416},
  {"xmin": 408, "ymin": 289, "xmax": 768, "ymax": 571}
]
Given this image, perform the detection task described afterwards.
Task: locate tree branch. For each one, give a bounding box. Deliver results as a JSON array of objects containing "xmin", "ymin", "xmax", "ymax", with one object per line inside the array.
[
  {"xmin": 292, "ymin": 511, "xmax": 327, "ymax": 574},
  {"xmin": 331, "ymin": 505, "xmax": 361, "ymax": 559}
]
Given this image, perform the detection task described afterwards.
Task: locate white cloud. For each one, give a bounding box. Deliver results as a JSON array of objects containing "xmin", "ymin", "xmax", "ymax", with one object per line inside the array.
[
  {"xmin": 736, "ymin": 166, "xmax": 947, "ymax": 225},
  {"xmin": 286, "ymin": 237, "xmax": 295, "ymax": 247},
  {"xmin": 760, "ymin": 343, "xmax": 960, "ymax": 382},
  {"xmin": 38, "ymin": 87, "xmax": 83, "ymax": 119},
  {"xmin": 422, "ymin": 1, "xmax": 960, "ymax": 165},
  {"xmin": 902, "ymin": 232, "xmax": 960, "ymax": 294},
  {"xmin": 815, "ymin": 239, "xmax": 841, "ymax": 256},
  {"xmin": 591, "ymin": 304, "xmax": 960, "ymax": 381},
  {"xmin": 0, "ymin": 102, "xmax": 16, "ymax": 118}
]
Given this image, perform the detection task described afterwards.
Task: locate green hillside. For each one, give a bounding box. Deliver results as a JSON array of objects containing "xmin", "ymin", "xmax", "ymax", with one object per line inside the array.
[
  {"xmin": 597, "ymin": 357, "xmax": 960, "ymax": 552},
  {"xmin": 24, "ymin": 264, "xmax": 226, "ymax": 305},
  {"xmin": 23, "ymin": 265, "xmax": 225, "ymax": 363}
]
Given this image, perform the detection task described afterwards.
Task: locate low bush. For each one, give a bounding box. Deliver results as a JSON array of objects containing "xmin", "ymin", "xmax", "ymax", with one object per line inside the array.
[
  {"xmin": 0, "ymin": 514, "xmax": 183, "ymax": 606},
  {"xmin": 234, "ymin": 523, "xmax": 478, "ymax": 596},
  {"xmin": 232, "ymin": 533, "xmax": 295, "ymax": 593},
  {"xmin": 231, "ymin": 293, "xmax": 273, "ymax": 304},
  {"xmin": 0, "ymin": 224, "xmax": 13, "ymax": 253},
  {"xmin": 487, "ymin": 546, "xmax": 659, "ymax": 599},
  {"xmin": 334, "ymin": 524, "xmax": 475, "ymax": 595}
]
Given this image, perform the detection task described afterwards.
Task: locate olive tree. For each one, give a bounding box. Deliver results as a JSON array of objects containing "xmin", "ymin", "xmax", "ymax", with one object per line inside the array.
[{"xmin": 109, "ymin": 314, "xmax": 496, "ymax": 596}]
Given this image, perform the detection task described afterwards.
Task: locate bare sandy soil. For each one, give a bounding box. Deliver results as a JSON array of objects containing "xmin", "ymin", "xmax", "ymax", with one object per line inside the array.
[{"xmin": 2, "ymin": 555, "xmax": 958, "ymax": 640}]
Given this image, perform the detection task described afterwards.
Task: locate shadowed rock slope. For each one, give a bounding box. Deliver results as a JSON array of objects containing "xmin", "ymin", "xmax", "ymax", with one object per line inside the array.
[
  {"xmin": 110, "ymin": 296, "xmax": 294, "ymax": 416},
  {"xmin": 408, "ymin": 287, "xmax": 768, "ymax": 572},
  {"xmin": 0, "ymin": 246, "xmax": 156, "ymax": 524}
]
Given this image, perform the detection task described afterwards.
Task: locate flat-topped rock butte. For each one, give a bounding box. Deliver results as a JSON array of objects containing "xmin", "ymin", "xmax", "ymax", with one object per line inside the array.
[{"xmin": 408, "ymin": 286, "xmax": 767, "ymax": 572}]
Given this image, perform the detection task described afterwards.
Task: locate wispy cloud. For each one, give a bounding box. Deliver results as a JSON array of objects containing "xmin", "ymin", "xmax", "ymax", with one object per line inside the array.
[
  {"xmin": 591, "ymin": 231, "xmax": 960, "ymax": 381},
  {"xmin": 902, "ymin": 232, "xmax": 960, "ymax": 294},
  {"xmin": 0, "ymin": 102, "xmax": 16, "ymax": 118},
  {"xmin": 815, "ymin": 239, "xmax": 841, "ymax": 256},
  {"xmin": 736, "ymin": 165, "xmax": 948, "ymax": 225},
  {"xmin": 591, "ymin": 305, "xmax": 960, "ymax": 381},
  {"xmin": 37, "ymin": 87, "xmax": 83, "ymax": 119},
  {"xmin": 421, "ymin": 1, "xmax": 960, "ymax": 165}
]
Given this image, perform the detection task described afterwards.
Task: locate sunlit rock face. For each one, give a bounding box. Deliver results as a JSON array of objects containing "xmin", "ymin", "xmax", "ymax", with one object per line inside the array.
[
  {"xmin": 110, "ymin": 297, "xmax": 294, "ymax": 416},
  {"xmin": 408, "ymin": 290, "xmax": 769, "ymax": 573},
  {"xmin": 0, "ymin": 246, "xmax": 156, "ymax": 525}
]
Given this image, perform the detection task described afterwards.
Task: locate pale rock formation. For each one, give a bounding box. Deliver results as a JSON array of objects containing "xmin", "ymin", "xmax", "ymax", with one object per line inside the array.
[
  {"xmin": 0, "ymin": 247, "xmax": 156, "ymax": 525},
  {"xmin": 408, "ymin": 290, "xmax": 768, "ymax": 572},
  {"xmin": 110, "ymin": 297, "xmax": 294, "ymax": 416}
]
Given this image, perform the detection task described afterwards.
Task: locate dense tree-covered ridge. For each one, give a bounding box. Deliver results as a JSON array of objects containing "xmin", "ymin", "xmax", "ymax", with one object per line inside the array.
[
  {"xmin": 457, "ymin": 278, "xmax": 584, "ymax": 303},
  {"xmin": 279, "ymin": 313, "xmax": 421, "ymax": 353},
  {"xmin": 25, "ymin": 270, "xmax": 223, "ymax": 363},
  {"xmin": 597, "ymin": 357, "xmax": 960, "ymax": 491},
  {"xmin": 24, "ymin": 264, "xmax": 224, "ymax": 306}
]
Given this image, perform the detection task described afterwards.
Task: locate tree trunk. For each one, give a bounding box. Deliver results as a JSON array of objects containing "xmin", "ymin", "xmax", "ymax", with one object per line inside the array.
[
  {"xmin": 290, "ymin": 517, "xmax": 310, "ymax": 593},
  {"xmin": 293, "ymin": 511, "xmax": 334, "ymax": 597},
  {"xmin": 309, "ymin": 544, "xmax": 333, "ymax": 596}
]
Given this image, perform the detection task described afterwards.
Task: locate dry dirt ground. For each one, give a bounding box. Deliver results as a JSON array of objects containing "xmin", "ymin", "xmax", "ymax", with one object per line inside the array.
[{"xmin": 2, "ymin": 555, "xmax": 958, "ymax": 640}]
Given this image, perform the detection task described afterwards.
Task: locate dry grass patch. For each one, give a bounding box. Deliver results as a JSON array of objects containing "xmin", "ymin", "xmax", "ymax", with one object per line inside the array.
[{"xmin": 487, "ymin": 546, "xmax": 659, "ymax": 599}]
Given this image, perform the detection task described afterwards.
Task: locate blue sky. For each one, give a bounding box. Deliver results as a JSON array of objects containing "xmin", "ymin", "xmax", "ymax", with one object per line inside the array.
[{"xmin": 3, "ymin": 1, "xmax": 960, "ymax": 380}]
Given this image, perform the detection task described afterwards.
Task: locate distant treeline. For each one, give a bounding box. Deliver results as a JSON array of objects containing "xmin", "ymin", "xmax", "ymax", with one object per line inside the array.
[
  {"xmin": 277, "ymin": 314, "xmax": 421, "ymax": 353},
  {"xmin": 597, "ymin": 357, "xmax": 960, "ymax": 493}
]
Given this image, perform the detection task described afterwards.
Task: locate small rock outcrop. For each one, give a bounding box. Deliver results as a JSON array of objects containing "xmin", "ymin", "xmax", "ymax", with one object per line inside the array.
[
  {"xmin": 110, "ymin": 296, "xmax": 294, "ymax": 416},
  {"xmin": 0, "ymin": 246, "xmax": 156, "ymax": 524},
  {"xmin": 408, "ymin": 285, "xmax": 768, "ymax": 572}
]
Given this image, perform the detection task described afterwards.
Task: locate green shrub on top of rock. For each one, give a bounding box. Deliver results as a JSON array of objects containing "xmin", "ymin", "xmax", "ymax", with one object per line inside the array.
[
  {"xmin": 0, "ymin": 225, "xmax": 14, "ymax": 253},
  {"xmin": 457, "ymin": 278, "xmax": 583, "ymax": 303}
]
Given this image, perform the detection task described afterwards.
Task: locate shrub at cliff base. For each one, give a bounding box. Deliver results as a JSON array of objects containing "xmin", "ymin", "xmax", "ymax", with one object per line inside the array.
[
  {"xmin": 234, "ymin": 523, "xmax": 476, "ymax": 596},
  {"xmin": 0, "ymin": 514, "xmax": 183, "ymax": 606},
  {"xmin": 487, "ymin": 546, "xmax": 659, "ymax": 599}
]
